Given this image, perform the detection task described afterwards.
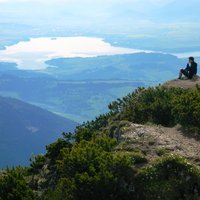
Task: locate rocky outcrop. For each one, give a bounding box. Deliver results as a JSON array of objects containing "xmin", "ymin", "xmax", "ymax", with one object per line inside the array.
[
  {"xmin": 163, "ymin": 75, "xmax": 200, "ymax": 89},
  {"xmin": 117, "ymin": 123, "xmax": 200, "ymax": 167}
]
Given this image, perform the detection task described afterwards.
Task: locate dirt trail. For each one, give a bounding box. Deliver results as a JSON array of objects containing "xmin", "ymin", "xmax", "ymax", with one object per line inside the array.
[{"xmin": 121, "ymin": 123, "xmax": 200, "ymax": 166}]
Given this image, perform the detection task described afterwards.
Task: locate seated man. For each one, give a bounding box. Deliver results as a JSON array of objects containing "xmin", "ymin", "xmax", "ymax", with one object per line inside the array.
[{"xmin": 178, "ymin": 57, "xmax": 198, "ymax": 79}]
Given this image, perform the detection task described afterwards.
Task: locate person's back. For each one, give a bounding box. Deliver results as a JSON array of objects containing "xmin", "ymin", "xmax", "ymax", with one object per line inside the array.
[{"xmin": 188, "ymin": 61, "xmax": 197, "ymax": 79}]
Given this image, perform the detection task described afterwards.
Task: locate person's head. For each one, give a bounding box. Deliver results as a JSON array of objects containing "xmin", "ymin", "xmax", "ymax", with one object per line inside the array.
[{"xmin": 189, "ymin": 56, "xmax": 195, "ymax": 63}]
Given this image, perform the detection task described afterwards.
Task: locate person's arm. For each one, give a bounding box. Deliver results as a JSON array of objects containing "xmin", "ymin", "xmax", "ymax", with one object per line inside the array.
[{"xmin": 185, "ymin": 63, "xmax": 190, "ymax": 71}]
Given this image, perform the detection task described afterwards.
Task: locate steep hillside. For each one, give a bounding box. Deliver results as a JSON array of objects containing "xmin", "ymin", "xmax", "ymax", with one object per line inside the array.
[
  {"xmin": 1, "ymin": 85, "xmax": 200, "ymax": 200},
  {"xmin": 0, "ymin": 96, "xmax": 77, "ymax": 167}
]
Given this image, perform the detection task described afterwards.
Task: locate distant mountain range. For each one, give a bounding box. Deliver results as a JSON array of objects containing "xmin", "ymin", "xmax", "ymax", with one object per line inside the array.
[
  {"xmin": 0, "ymin": 52, "xmax": 187, "ymax": 123},
  {"xmin": 0, "ymin": 52, "xmax": 194, "ymax": 167},
  {"xmin": 0, "ymin": 96, "xmax": 77, "ymax": 168},
  {"xmin": 46, "ymin": 53, "xmax": 185, "ymax": 81},
  {"xmin": 0, "ymin": 53, "xmax": 185, "ymax": 82}
]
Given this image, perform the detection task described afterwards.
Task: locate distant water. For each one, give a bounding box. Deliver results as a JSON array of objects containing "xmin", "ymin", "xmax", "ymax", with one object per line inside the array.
[
  {"xmin": 0, "ymin": 37, "xmax": 153, "ymax": 70},
  {"xmin": 174, "ymin": 52, "xmax": 200, "ymax": 58}
]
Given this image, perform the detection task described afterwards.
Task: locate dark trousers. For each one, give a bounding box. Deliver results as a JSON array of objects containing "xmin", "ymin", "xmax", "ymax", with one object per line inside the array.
[
  {"xmin": 180, "ymin": 69, "xmax": 189, "ymax": 78},
  {"xmin": 179, "ymin": 69, "xmax": 195, "ymax": 79}
]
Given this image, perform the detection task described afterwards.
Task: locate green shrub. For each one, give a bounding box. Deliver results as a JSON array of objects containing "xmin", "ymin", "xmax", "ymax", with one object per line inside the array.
[
  {"xmin": 108, "ymin": 86, "xmax": 200, "ymax": 134},
  {"xmin": 108, "ymin": 87, "xmax": 181, "ymax": 126},
  {"xmin": 45, "ymin": 136, "xmax": 133, "ymax": 200},
  {"xmin": 44, "ymin": 178, "xmax": 76, "ymax": 200},
  {"xmin": 172, "ymin": 88, "xmax": 200, "ymax": 132},
  {"xmin": 0, "ymin": 167, "xmax": 34, "ymax": 200},
  {"xmin": 46, "ymin": 133, "xmax": 73, "ymax": 163},
  {"xmin": 29, "ymin": 154, "xmax": 46, "ymax": 173},
  {"xmin": 115, "ymin": 152, "xmax": 147, "ymax": 165},
  {"xmin": 136, "ymin": 154, "xmax": 200, "ymax": 200}
]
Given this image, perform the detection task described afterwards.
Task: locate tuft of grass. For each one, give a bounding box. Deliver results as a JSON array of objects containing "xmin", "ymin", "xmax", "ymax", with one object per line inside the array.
[
  {"xmin": 115, "ymin": 151, "xmax": 148, "ymax": 165},
  {"xmin": 156, "ymin": 148, "xmax": 171, "ymax": 156}
]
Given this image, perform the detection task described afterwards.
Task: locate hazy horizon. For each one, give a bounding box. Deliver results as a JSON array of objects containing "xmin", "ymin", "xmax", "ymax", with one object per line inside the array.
[{"xmin": 0, "ymin": 0, "xmax": 200, "ymax": 52}]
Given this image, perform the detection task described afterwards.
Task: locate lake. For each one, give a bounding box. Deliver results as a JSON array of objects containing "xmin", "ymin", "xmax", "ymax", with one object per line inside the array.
[{"xmin": 0, "ymin": 36, "xmax": 152, "ymax": 70}]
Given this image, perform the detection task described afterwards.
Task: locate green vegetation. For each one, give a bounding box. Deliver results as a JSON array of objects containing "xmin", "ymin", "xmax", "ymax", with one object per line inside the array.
[
  {"xmin": 108, "ymin": 86, "xmax": 200, "ymax": 133},
  {"xmin": 156, "ymin": 148, "xmax": 171, "ymax": 156},
  {"xmin": 44, "ymin": 136, "xmax": 133, "ymax": 200},
  {"xmin": 1, "ymin": 85, "xmax": 200, "ymax": 199},
  {"xmin": 0, "ymin": 167, "xmax": 34, "ymax": 200},
  {"xmin": 136, "ymin": 155, "xmax": 200, "ymax": 200}
]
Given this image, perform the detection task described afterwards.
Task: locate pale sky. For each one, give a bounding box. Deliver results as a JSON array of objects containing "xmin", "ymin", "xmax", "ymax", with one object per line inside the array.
[
  {"xmin": 0, "ymin": 0, "xmax": 199, "ymax": 22},
  {"xmin": 1, "ymin": 0, "xmax": 199, "ymax": 26}
]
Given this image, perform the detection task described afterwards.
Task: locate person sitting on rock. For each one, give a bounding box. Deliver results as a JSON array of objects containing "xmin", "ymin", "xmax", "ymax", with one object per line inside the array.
[{"xmin": 178, "ymin": 57, "xmax": 198, "ymax": 79}]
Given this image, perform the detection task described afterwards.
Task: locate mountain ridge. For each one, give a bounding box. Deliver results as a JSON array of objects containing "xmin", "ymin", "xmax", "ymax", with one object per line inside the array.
[{"xmin": 0, "ymin": 96, "xmax": 77, "ymax": 167}]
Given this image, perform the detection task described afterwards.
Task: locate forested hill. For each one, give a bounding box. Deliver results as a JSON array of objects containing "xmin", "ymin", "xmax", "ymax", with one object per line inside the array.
[
  {"xmin": 0, "ymin": 96, "xmax": 77, "ymax": 167},
  {"xmin": 1, "ymin": 83, "xmax": 200, "ymax": 200}
]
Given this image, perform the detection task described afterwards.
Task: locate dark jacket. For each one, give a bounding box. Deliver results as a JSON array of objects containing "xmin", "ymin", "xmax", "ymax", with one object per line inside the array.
[{"xmin": 185, "ymin": 62, "xmax": 197, "ymax": 79}]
